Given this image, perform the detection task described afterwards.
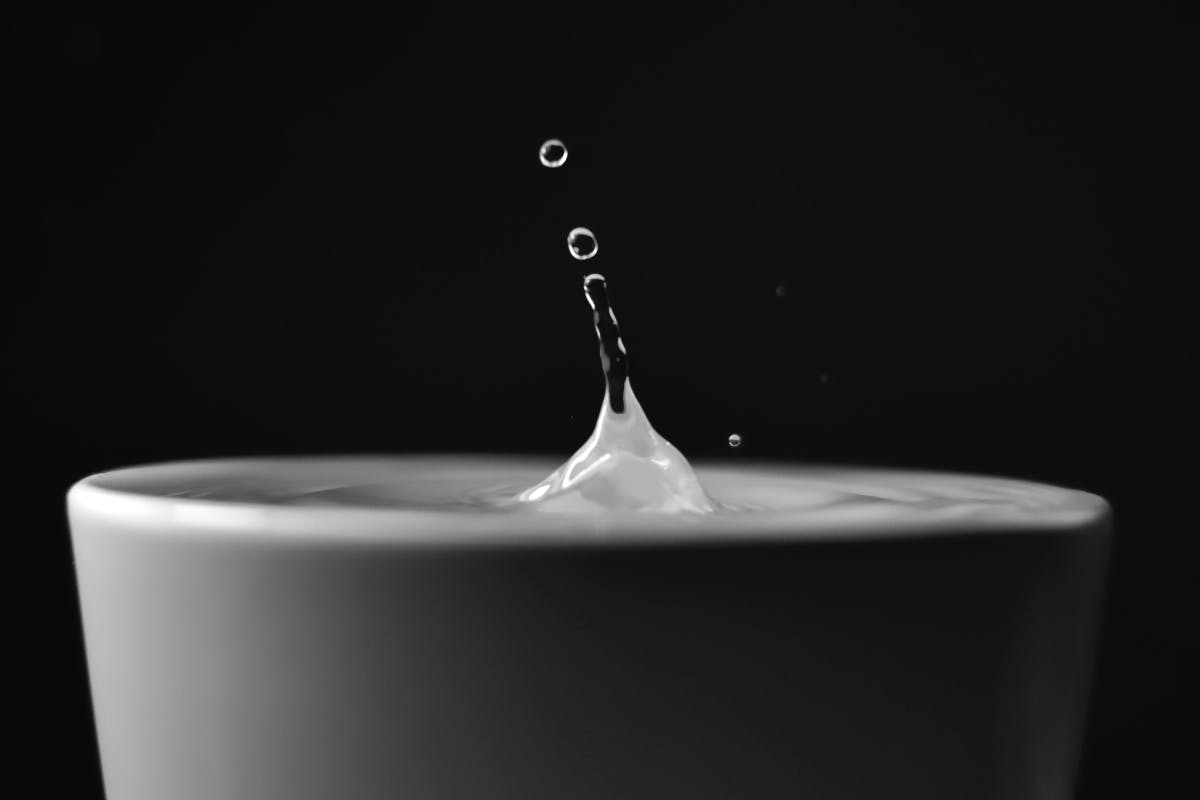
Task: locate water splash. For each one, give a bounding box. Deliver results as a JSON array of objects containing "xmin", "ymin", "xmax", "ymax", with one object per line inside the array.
[{"xmin": 516, "ymin": 274, "xmax": 715, "ymax": 513}]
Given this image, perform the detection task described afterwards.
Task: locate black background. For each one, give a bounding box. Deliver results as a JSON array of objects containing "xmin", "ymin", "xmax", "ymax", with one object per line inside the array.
[{"xmin": 12, "ymin": 2, "xmax": 1196, "ymax": 797}]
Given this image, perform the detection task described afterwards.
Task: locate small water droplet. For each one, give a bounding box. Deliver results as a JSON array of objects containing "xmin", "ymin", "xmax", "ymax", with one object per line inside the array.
[
  {"xmin": 775, "ymin": 284, "xmax": 787, "ymax": 298},
  {"xmin": 539, "ymin": 139, "xmax": 568, "ymax": 168},
  {"xmin": 568, "ymin": 227, "xmax": 598, "ymax": 260},
  {"xmin": 728, "ymin": 433, "xmax": 743, "ymax": 448},
  {"xmin": 819, "ymin": 373, "xmax": 830, "ymax": 385}
]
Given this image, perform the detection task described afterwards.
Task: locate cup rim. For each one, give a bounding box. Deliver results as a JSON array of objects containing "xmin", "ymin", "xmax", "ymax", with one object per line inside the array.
[{"xmin": 67, "ymin": 454, "xmax": 1112, "ymax": 547}]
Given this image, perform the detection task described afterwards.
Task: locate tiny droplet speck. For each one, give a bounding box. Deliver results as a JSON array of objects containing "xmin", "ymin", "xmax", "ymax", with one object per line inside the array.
[{"xmin": 539, "ymin": 139, "xmax": 568, "ymax": 168}]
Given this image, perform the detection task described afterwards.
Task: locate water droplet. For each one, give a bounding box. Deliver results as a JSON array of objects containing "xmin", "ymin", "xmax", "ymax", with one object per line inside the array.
[
  {"xmin": 819, "ymin": 373, "xmax": 830, "ymax": 385},
  {"xmin": 568, "ymin": 227, "xmax": 598, "ymax": 260},
  {"xmin": 775, "ymin": 284, "xmax": 787, "ymax": 298},
  {"xmin": 728, "ymin": 433, "xmax": 743, "ymax": 448},
  {"xmin": 539, "ymin": 139, "xmax": 568, "ymax": 168}
]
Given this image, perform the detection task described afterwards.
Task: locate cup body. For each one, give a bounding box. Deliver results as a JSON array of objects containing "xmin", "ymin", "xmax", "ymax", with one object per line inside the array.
[{"xmin": 69, "ymin": 459, "xmax": 1110, "ymax": 800}]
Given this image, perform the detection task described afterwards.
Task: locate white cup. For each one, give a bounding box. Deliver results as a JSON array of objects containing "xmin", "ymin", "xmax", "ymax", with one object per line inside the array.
[{"xmin": 69, "ymin": 456, "xmax": 1111, "ymax": 800}]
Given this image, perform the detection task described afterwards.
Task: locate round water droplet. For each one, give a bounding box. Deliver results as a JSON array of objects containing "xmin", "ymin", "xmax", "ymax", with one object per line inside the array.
[
  {"xmin": 539, "ymin": 139, "xmax": 568, "ymax": 168},
  {"xmin": 728, "ymin": 433, "xmax": 743, "ymax": 448},
  {"xmin": 568, "ymin": 227, "xmax": 598, "ymax": 260},
  {"xmin": 819, "ymin": 373, "xmax": 830, "ymax": 385}
]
